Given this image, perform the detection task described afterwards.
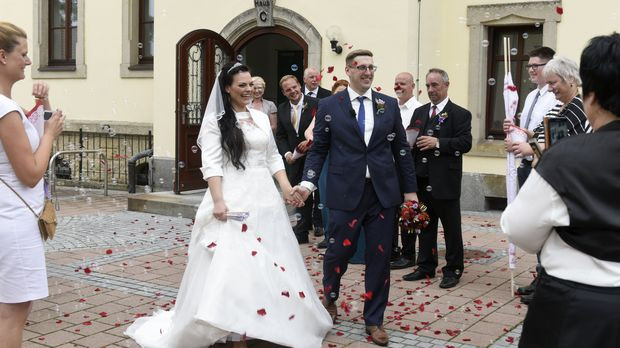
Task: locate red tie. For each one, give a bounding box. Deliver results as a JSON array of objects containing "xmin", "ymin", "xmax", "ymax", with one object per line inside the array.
[{"xmin": 431, "ymin": 105, "xmax": 437, "ymax": 118}]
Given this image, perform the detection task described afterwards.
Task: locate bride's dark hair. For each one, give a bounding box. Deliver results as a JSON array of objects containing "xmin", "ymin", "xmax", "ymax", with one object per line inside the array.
[{"xmin": 218, "ymin": 62, "xmax": 250, "ymax": 170}]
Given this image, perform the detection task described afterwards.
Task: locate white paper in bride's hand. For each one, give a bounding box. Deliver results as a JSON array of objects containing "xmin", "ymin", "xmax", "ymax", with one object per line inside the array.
[
  {"xmin": 226, "ymin": 212, "xmax": 249, "ymax": 222},
  {"xmin": 289, "ymin": 213, "xmax": 301, "ymax": 227},
  {"xmin": 406, "ymin": 127, "xmax": 420, "ymax": 149},
  {"xmin": 292, "ymin": 149, "xmax": 306, "ymax": 160}
]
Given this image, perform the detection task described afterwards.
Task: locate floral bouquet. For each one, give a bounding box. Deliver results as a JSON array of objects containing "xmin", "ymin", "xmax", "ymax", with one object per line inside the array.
[{"xmin": 399, "ymin": 200, "xmax": 430, "ymax": 234}]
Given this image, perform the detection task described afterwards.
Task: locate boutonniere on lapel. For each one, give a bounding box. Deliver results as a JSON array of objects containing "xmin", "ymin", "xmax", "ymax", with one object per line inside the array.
[
  {"xmin": 437, "ymin": 112, "xmax": 448, "ymax": 124},
  {"xmin": 375, "ymin": 98, "xmax": 386, "ymax": 115},
  {"xmin": 302, "ymin": 102, "xmax": 308, "ymax": 112}
]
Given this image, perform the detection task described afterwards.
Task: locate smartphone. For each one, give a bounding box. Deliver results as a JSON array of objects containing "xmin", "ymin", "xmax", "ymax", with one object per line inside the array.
[
  {"xmin": 543, "ymin": 116, "xmax": 569, "ymax": 148},
  {"xmin": 528, "ymin": 139, "xmax": 543, "ymax": 158},
  {"xmin": 43, "ymin": 111, "xmax": 53, "ymax": 120}
]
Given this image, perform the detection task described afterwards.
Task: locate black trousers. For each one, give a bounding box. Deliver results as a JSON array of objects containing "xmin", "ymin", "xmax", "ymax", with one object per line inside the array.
[
  {"xmin": 415, "ymin": 177, "xmax": 464, "ymax": 277},
  {"xmin": 311, "ymin": 189, "xmax": 323, "ymax": 228},
  {"xmin": 520, "ymin": 270, "xmax": 620, "ymax": 348},
  {"xmin": 517, "ymin": 159, "xmax": 533, "ymax": 188},
  {"xmin": 392, "ymin": 214, "xmax": 417, "ymax": 261},
  {"xmin": 322, "ymin": 180, "xmax": 395, "ymax": 326}
]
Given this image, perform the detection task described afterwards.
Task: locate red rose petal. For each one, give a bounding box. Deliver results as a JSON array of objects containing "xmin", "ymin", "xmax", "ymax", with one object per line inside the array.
[
  {"xmin": 336, "ymin": 331, "xmax": 345, "ymax": 336},
  {"xmin": 347, "ymin": 219, "xmax": 358, "ymax": 229},
  {"xmin": 82, "ymin": 321, "xmax": 92, "ymax": 326},
  {"xmin": 327, "ymin": 66, "xmax": 334, "ymax": 73},
  {"xmin": 332, "ymin": 76, "xmax": 338, "ymax": 81},
  {"xmin": 342, "ymin": 239, "xmax": 352, "ymax": 247},
  {"xmin": 362, "ymin": 291, "xmax": 373, "ymax": 301},
  {"xmin": 257, "ymin": 237, "xmax": 262, "ymax": 242},
  {"xmin": 375, "ymin": 86, "xmax": 382, "ymax": 92},
  {"xmin": 556, "ymin": 6, "xmax": 563, "ymax": 14},
  {"xmin": 463, "ymin": 338, "xmax": 471, "ymax": 342},
  {"xmin": 506, "ymin": 337, "xmax": 515, "ymax": 343},
  {"xmin": 377, "ymin": 244, "xmax": 384, "ymax": 253},
  {"xmin": 257, "ymin": 308, "xmax": 267, "ymax": 316},
  {"xmin": 288, "ymin": 314, "xmax": 295, "ymax": 320},
  {"xmin": 207, "ymin": 242, "xmax": 217, "ymax": 248},
  {"xmin": 99, "ymin": 312, "xmax": 108, "ymax": 317},
  {"xmin": 281, "ymin": 291, "xmax": 290, "ymax": 297},
  {"xmin": 241, "ymin": 224, "xmax": 248, "ymax": 232},
  {"xmin": 83, "ymin": 268, "xmax": 91, "ymax": 274},
  {"xmin": 105, "ymin": 249, "xmax": 113, "ymax": 254},
  {"xmin": 251, "ymin": 251, "xmax": 257, "ymax": 256},
  {"xmin": 55, "ymin": 320, "xmax": 62, "ymax": 324},
  {"xmin": 433, "ymin": 330, "xmax": 441, "ymax": 335},
  {"xmin": 298, "ymin": 291, "xmax": 305, "ymax": 298},
  {"xmin": 280, "ymin": 266, "xmax": 286, "ymax": 272}
]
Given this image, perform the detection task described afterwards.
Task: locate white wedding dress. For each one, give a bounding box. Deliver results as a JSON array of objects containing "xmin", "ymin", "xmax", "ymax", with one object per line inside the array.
[{"xmin": 125, "ymin": 109, "xmax": 332, "ymax": 348}]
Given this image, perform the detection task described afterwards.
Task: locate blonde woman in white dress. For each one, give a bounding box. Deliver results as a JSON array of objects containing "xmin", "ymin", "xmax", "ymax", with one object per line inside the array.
[{"xmin": 0, "ymin": 22, "xmax": 64, "ymax": 347}]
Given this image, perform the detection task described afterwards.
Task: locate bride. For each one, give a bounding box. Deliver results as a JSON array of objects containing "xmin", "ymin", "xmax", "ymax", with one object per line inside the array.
[{"xmin": 125, "ymin": 62, "xmax": 332, "ymax": 347}]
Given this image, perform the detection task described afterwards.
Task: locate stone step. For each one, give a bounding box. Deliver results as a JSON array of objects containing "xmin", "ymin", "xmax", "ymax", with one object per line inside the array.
[{"xmin": 127, "ymin": 190, "xmax": 205, "ymax": 218}]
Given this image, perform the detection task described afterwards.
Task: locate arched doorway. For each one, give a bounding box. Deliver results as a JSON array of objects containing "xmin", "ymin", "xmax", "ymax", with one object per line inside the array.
[
  {"xmin": 234, "ymin": 26, "xmax": 308, "ymax": 105},
  {"xmin": 174, "ymin": 8, "xmax": 322, "ymax": 193}
]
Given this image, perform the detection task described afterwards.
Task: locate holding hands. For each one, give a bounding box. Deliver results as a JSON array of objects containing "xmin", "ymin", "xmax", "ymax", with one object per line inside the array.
[{"xmin": 285, "ymin": 185, "xmax": 310, "ymax": 207}]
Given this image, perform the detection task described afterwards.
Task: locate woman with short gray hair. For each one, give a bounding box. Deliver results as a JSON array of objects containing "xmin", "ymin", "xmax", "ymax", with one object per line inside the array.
[{"xmin": 532, "ymin": 56, "xmax": 591, "ymax": 148}]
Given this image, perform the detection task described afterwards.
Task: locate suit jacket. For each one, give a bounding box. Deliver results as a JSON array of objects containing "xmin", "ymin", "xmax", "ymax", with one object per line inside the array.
[
  {"xmin": 408, "ymin": 100, "xmax": 472, "ymax": 200},
  {"xmin": 302, "ymin": 89, "xmax": 417, "ymax": 211},
  {"xmin": 276, "ymin": 96, "xmax": 319, "ymax": 184},
  {"xmin": 304, "ymin": 85, "xmax": 332, "ymax": 99}
]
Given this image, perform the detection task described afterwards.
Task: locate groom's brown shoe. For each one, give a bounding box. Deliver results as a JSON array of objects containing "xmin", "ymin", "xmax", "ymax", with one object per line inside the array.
[
  {"xmin": 322, "ymin": 298, "xmax": 337, "ymax": 322},
  {"xmin": 365, "ymin": 325, "xmax": 389, "ymax": 346}
]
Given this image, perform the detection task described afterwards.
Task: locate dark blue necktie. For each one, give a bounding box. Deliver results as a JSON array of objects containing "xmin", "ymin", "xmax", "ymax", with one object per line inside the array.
[{"xmin": 357, "ymin": 96, "xmax": 366, "ymax": 136}]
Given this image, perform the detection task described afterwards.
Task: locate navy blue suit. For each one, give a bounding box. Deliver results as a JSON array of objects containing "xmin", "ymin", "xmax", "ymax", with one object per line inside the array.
[{"xmin": 302, "ymin": 89, "xmax": 417, "ymax": 326}]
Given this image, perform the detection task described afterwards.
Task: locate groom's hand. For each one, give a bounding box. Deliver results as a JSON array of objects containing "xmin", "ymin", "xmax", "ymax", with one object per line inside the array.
[
  {"xmin": 291, "ymin": 185, "xmax": 311, "ymax": 205},
  {"xmin": 403, "ymin": 192, "xmax": 419, "ymax": 202}
]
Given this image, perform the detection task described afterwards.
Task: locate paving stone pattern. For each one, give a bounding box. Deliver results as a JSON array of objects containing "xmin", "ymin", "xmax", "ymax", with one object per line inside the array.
[{"xmin": 23, "ymin": 188, "xmax": 531, "ymax": 347}]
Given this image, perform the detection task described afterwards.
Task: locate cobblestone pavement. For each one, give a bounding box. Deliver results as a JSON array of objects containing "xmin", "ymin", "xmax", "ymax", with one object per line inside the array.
[{"xmin": 22, "ymin": 188, "xmax": 535, "ymax": 347}]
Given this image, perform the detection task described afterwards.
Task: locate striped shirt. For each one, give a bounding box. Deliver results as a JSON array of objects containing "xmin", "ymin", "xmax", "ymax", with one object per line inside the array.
[{"xmin": 533, "ymin": 95, "xmax": 591, "ymax": 144}]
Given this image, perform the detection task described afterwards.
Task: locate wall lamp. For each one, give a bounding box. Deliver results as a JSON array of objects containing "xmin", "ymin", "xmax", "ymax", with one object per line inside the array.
[{"xmin": 326, "ymin": 26, "xmax": 343, "ymax": 54}]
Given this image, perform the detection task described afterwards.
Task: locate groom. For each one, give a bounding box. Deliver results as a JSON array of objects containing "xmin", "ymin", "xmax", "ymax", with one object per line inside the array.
[{"xmin": 293, "ymin": 49, "xmax": 418, "ymax": 346}]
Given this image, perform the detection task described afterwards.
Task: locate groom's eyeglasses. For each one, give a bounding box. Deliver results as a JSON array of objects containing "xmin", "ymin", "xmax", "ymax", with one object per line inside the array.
[{"xmin": 349, "ymin": 65, "xmax": 378, "ymax": 72}]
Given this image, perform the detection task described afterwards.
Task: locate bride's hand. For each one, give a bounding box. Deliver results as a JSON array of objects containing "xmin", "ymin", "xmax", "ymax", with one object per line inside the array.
[{"xmin": 213, "ymin": 200, "xmax": 229, "ymax": 221}]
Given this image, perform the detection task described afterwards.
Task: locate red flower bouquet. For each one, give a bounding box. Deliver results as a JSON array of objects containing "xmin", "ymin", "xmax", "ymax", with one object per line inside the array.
[{"xmin": 399, "ymin": 200, "xmax": 430, "ymax": 234}]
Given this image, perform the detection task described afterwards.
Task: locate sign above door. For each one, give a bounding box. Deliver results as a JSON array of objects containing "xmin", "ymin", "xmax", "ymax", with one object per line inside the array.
[{"xmin": 254, "ymin": 0, "xmax": 275, "ymax": 27}]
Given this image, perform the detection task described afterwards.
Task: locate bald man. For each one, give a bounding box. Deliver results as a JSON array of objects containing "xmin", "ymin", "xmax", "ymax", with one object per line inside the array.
[
  {"xmin": 303, "ymin": 67, "xmax": 332, "ymax": 99},
  {"xmin": 391, "ymin": 72, "xmax": 423, "ymax": 270}
]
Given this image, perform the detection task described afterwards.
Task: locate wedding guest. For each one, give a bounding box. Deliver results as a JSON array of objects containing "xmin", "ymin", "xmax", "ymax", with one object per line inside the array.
[
  {"xmin": 249, "ymin": 76, "xmax": 277, "ymax": 132},
  {"xmin": 0, "ymin": 22, "xmax": 64, "ymax": 347},
  {"xmin": 403, "ymin": 68, "xmax": 472, "ymax": 289},
  {"xmin": 502, "ymin": 32, "xmax": 620, "ymax": 348},
  {"xmin": 503, "ymin": 46, "xmax": 558, "ymax": 304},
  {"xmin": 126, "ymin": 62, "xmax": 331, "ymax": 347},
  {"xmin": 391, "ymin": 72, "xmax": 422, "ymax": 270},
  {"xmin": 303, "ymin": 67, "xmax": 331, "ymax": 99},
  {"xmin": 275, "ymin": 75, "xmax": 318, "ymax": 244},
  {"xmin": 531, "ymin": 56, "xmax": 592, "ymax": 149}
]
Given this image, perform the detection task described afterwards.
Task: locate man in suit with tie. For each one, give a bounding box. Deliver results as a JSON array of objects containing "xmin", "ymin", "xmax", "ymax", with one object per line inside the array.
[
  {"xmin": 402, "ymin": 68, "xmax": 472, "ymax": 289},
  {"xmin": 276, "ymin": 75, "xmax": 319, "ymax": 244},
  {"xmin": 303, "ymin": 67, "xmax": 332, "ymax": 99},
  {"xmin": 293, "ymin": 49, "xmax": 418, "ymax": 346}
]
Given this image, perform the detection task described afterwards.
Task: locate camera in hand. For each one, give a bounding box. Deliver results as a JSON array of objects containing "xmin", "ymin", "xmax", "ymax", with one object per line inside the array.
[{"xmin": 43, "ymin": 110, "xmax": 53, "ymax": 120}]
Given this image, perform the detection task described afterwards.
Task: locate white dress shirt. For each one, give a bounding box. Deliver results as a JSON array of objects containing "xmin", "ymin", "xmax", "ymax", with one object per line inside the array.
[
  {"xmin": 501, "ymin": 170, "xmax": 620, "ymax": 287},
  {"xmin": 429, "ymin": 97, "xmax": 449, "ymax": 118},
  {"xmin": 283, "ymin": 96, "xmax": 305, "ymax": 159},
  {"xmin": 348, "ymin": 86, "xmax": 374, "ymax": 178},
  {"xmin": 304, "ymin": 87, "xmax": 318, "ymax": 98},
  {"xmin": 399, "ymin": 96, "xmax": 422, "ymax": 130},
  {"xmin": 299, "ymin": 87, "xmax": 374, "ymax": 192},
  {"xmin": 519, "ymin": 84, "xmax": 558, "ymax": 131}
]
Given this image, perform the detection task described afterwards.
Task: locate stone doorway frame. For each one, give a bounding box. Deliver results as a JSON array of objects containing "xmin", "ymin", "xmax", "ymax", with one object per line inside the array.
[{"xmin": 220, "ymin": 6, "xmax": 322, "ymax": 70}]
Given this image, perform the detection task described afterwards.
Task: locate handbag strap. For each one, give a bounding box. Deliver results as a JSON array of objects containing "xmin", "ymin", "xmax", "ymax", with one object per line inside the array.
[{"xmin": 0, "ymin": 177, "xmax": 40, "ymax": 218}]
